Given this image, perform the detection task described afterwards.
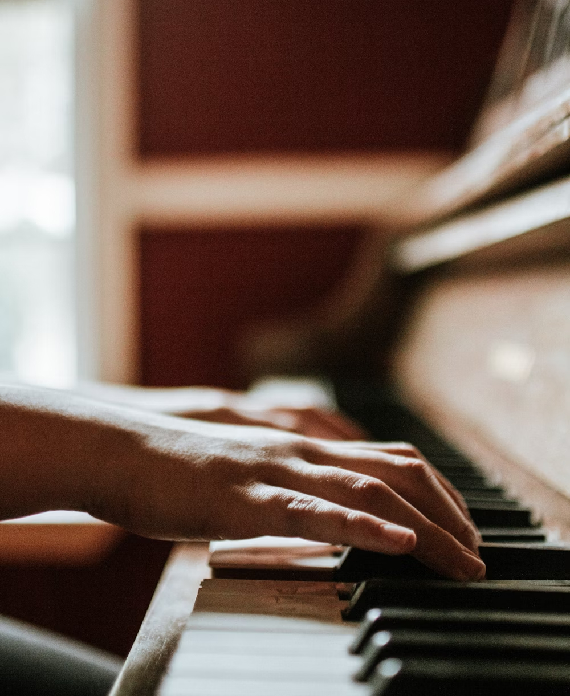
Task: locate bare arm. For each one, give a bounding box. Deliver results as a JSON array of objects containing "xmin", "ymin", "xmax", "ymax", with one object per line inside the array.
[
  {"xmin": 76, "ymin": 383, "xmax": 366, "ymax": 440},
  {"xmin": 0, "ymin": 384, "xmax": 485, "ymax": 581}
]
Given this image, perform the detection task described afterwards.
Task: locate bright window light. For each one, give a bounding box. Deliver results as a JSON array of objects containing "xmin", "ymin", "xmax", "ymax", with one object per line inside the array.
[{"xmin": 0, "ymin": 0, "xmax": 75, "ymax": 388}]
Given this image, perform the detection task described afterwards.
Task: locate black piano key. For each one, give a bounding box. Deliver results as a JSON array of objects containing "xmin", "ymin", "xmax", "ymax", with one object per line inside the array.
[
  {"xmin": 356, "ymin": 629, "xmax": 570, "ymax": 682},
  {"xmin": 463, "ymin": 490, "xmax": 518, "ymax": 502},
  {"xmin": 343, "ymin": 578, "xmax": 570, "ymax": 621},
  {"xmin": 369, "ymin": 657, "xmax": 570, "ymax": 696},
  {"xmin": 479, "ymin": 527, "xmax": 548, "ymax": 542},
  {"xmin": 431, "ymin": 460, "xmax": 481, "ymax": 473},
  {"xmin": 335, "ymin": 542, "xmax": 570, "ymax": 582},
  {"xmin": 462, "ymin": 486, "xmax": 514, "ymax": 506},
  {"xmin": 480, "ymin": 542, "xmax": 570, "ymax": 579},
  {"xmin": 431, "ymin": 453, "xmax": 477, "ymax": 463},
  {"xmin": 334, "ymin": 547, "xmax": 439, "ymax": 581},
  {"xmin": 349, "ymin": 606, "xmax": 570, "ymax": 655},
  {"xmin": 443, "ymin": 473, "xmax": 489, "ymax": 488},
  {"xmin": 468, "ymin": 502, "xmax": 535, "ymax": 527}
]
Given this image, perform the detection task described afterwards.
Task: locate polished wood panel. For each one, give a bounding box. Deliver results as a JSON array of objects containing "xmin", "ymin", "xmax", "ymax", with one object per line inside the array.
[
  {"xmin": 392, "ymin": 173, "xmax": 570, "ymax": 272},
  {"xmin": 0, "ymin": 535, "xmax": 172, "ymax": 658},
  {"xmin": 394, "ymin": 260, "xmax": 570, "ymax": 538},
  {"xmin": 0, "ymin": 512, "xmax": 122, "ymax": 565}
]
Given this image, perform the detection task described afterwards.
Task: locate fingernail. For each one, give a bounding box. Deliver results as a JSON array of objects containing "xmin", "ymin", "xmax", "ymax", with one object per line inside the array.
[
  {"xmin": 379, "ymin": 523, "xmax": 417, "ymax": 554},
  {"xmin": 456, "ymin": 548, "xmax": 486, "ymax": 581}
]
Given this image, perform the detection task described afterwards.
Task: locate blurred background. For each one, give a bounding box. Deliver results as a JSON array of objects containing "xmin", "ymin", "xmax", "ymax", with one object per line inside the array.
[{"xmin": 0, "ymin": 0, "xmax": 513, "ymax": 659}]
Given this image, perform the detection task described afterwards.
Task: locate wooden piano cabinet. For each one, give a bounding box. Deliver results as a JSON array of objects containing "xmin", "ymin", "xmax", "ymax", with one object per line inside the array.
[
  {"xmin": 394, "ymin": 260, "xmax": 570, "ymax": 540},
  {"xmin": 108, "ymin": 259, "xmax": 570, "ymax": 694},
  {"xmin": 109, "ymin": 543, "xmax": 210, "ymax": 696},
  {"xmin": 0, "ymin": 534, "xmax": 173, "ymax": 659}
]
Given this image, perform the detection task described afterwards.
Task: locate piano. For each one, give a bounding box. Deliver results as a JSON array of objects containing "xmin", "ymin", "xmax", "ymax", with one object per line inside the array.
[{"xmin": 110, "ymin": 1, "xmax": 570, "ymax": 694}]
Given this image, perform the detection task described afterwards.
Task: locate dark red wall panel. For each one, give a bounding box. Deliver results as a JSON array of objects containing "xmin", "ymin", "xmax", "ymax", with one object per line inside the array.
[
  {"xmin": 139, "ymin": 225, "xmax": 365, "ymax": 388},
  {"xmin": 137, "ymin": 0, "xmax": 513, "ymax": 156},
  {"xmin": 0, "ymin": 536, "xmax": 171, "ymax": 657}
]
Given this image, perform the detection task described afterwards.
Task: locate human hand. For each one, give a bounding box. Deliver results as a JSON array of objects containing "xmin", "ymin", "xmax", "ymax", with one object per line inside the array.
[
  {"xmin": 180, "ymin": 400, "xmax": 366, "ymax": 440},
  {"xmin": 91, "ymin": 417, "xmax": 484, "ymax": 582},
  {"xmin": 77, "ymin": 383, "xmax": 366, "ymax": 440}
]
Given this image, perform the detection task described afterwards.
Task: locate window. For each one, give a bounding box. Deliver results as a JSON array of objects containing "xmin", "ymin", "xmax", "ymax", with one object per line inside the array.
[{"xmin": 0, "ymin": 0, "xmax": 75, "ymax": 388}]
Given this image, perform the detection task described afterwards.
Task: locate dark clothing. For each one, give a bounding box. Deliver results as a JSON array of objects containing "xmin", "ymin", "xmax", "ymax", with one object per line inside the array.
[{"xmin": 0, "ymin": 616, "xmax": 122, "ymax": 695}]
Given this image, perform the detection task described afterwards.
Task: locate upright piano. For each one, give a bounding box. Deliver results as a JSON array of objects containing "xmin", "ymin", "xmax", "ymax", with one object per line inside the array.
[{"xmin": 111, "ymin": 2, "xmax": 570, "ymax": 694}]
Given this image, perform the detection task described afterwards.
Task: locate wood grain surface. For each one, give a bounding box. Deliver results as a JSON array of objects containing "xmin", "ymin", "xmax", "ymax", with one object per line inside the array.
[
  {"xmin": 109, "ymin": 543, "xmax": 210, "ymax": 696},
  {"xmin": 394, "ymin": 260, "xmax": 570, "ymax": 539}
]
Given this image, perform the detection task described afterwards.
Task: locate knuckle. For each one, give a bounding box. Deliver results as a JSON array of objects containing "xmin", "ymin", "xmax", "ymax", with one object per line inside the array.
[
  {"xmin": 402, "ymin": 458, "xmax": 435, "ymax": 481},
  {"xmin": 296, "ymin": 438, "xmax": 324, "ymax": 461},
  {"xmin": 283, "ymin": 494, "xmax": 323, "ymax": 536},
  {"xmin": 400, "ymin": 442, "xmax": 421, "ymax": 456},
  {"xmin": 350, "ymin": 475, "xmax": 389, "ymax": 505},
  {"xmin": 335, "ymin": 508, "xmax": 361, "ymax": 537},
  {"xmin": 387, "ymin": 442, "xmax": 423, "ymax": 459},
  {"xmin": 413, "ymin": 517, "xmax": 441, "ymax": 547},
  {"xmin": 285, "ymin": 494, "xmax": 321, "ymax": 515},
  {"xmin": 211, "ymin": 407, "xmax": 232, "ymax": 420}
]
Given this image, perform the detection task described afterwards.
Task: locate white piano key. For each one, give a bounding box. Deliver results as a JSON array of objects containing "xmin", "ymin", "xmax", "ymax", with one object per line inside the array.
[
  {"xmin": 184, "ymin": 611, "xmax": 355, "ymax": 634},
  {"xmin": 176, "ymin": 629, "xmax": 354, "ymax": 657},
  {"xmin": 166, "ymin": 651, "xmax": 359, "ymax": 678},
  {"xmin": 160, "ymin": 675, "xmax": 368, "ymax": 696}
]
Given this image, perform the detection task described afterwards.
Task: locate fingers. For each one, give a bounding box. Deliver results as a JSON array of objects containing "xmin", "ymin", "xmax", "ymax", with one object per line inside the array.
[
  {"xmin": 301, "ymin": 442, "xmax": 479, "ymax": 554},
  {"xmin": 346, "ymin": 441, "xmax": 471, "ymax": 517},
  {"xmin": 234, "ymin": 406, "xmax": 367, "ymax": 440},
  {"xmin": 246, "ymin": 481, "xmax": 485, "ymax": 582},
  {"xmin": 327, "ymin": 439, "xmax": 472, "ymax": 521},
  {"xmin": 238, "ymin": 483, "xmax": 417, "ymax": 555},
  {"xmin": 293, "ymin": 463, "xmax": 483, "ymax": 579},
  {"xmin": 180, "ymin": 404, "xmax": 366, "ymax": 441},
  {"xmin": 282, "ymin": 407, "xmax": 367, "ymax": 440},
  {"xmin": 177, "ymin": 407, "xmax": 293, "ymax": 430}
]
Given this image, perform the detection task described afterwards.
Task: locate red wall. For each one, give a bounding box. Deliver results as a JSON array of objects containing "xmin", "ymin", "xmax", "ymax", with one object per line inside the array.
[
  {"xmin": 0, "ymin": 537, "xmax": 172, "ymax": 657},
  {"xmin": 139, "ymin": 225, "xmax": 365, "ymax": 388},
  {"xmin": 137, "ymin": 0, "xmax": 513, "ymax": 155}
]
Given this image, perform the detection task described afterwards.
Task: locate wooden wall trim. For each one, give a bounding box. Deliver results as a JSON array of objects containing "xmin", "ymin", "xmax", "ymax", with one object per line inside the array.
[
  {"xmin": 392, "ymin": 172, "xmax": 570, "ymax": 272},
  {"xmin": 131, "ymin": 154, "xmax": 448, "ymax": 228}
]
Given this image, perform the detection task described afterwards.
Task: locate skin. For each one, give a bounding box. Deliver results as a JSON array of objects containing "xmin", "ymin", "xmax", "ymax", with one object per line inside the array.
[
  {"xmin": 76, "ymin": 383, "xmax": 367, "ymax": 440},
  {"xmin": 0, "ymin": 383, "xmax": 485, "ymax": 582}
]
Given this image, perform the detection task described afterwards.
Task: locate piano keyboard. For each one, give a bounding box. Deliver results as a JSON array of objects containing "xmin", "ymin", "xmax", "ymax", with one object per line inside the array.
[
  {"xmin": 160, "ymin": 579, "xmax": 362, "ymax": 696},
  {"xmin": 156, "ymin": 386, "xmax": 570, "ymax": 696}
]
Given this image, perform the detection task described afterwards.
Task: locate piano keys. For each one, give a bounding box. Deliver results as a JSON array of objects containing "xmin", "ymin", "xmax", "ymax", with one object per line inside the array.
[
  {"xmin": 109, "ymin": 373, "xmax": 570, "ymax": 696},
  {"xmin": 112, "ymin": 221, "xmax": 570, "ymax": 691},
  {"xmin": 113, "ymin": 391, "xmax": 570, "ymax": 695}
]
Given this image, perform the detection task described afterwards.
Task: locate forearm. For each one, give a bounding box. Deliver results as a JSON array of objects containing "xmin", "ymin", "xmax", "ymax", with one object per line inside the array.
[
  {"xmin": 75, "ymin": 382, "xmax": 366, "ymax": 440},
  {"xmin": 76, "ymin": 383, "xmax": 228, "ymax": 416},
  {"xmin": 0, "ymin": 384, "xmax": 152, "ymax": 520},
  {"xmin": 0, "ymin": 384, "xmax": 485, "ymax": 580}
]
